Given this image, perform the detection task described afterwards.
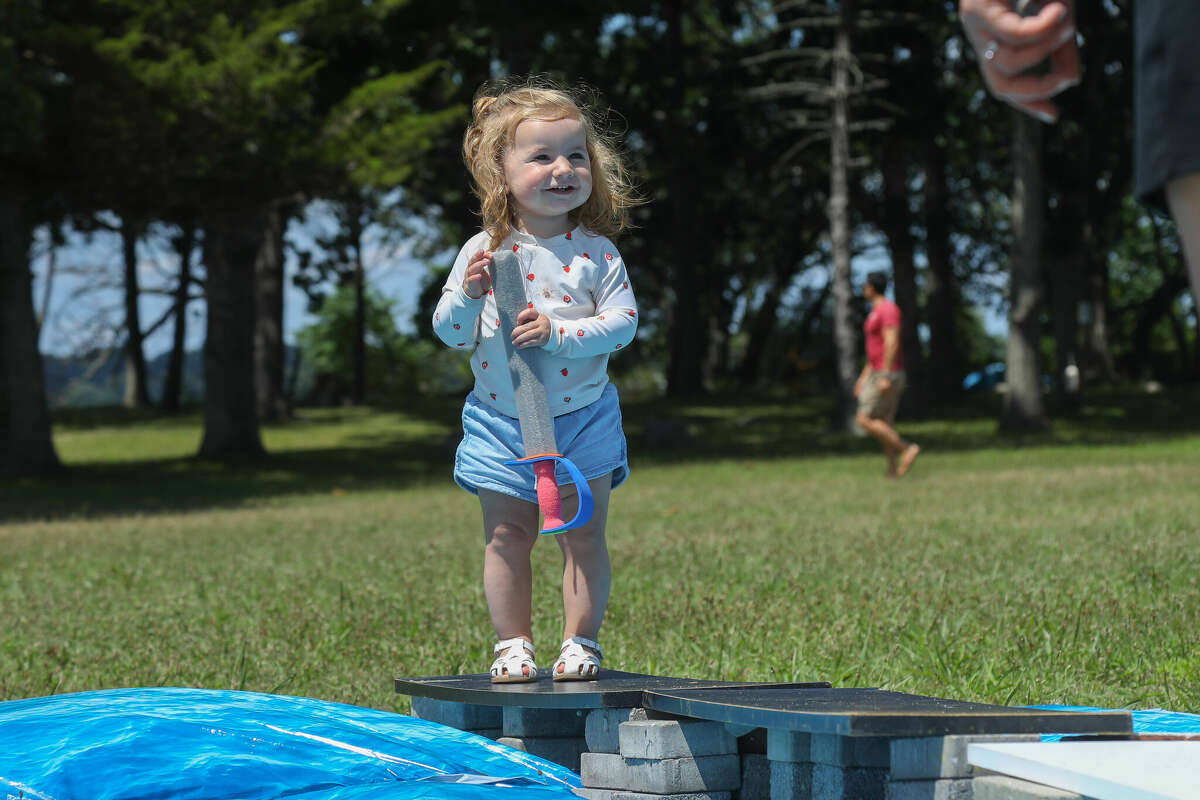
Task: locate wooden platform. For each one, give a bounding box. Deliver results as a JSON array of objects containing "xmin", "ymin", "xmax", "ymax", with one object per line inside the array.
[
  {"xmin": 394, "ymin": 669, "xmax": 830, "ymax": 709},
  {"xmin": 394, "ymin": 671, "xmax": 1132, "ymax": 737}
]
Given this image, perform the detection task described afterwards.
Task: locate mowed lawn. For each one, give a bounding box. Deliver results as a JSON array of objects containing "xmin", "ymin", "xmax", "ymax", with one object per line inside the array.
[{"xmin": 2, "ymin": 389, "xmax": 1199, "ymax": 715}]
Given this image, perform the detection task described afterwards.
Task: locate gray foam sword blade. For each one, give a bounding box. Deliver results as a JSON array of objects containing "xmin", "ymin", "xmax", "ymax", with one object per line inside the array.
[{"xmin": 490, "ymin": 249, "xmax": 558, "ymax": 457}]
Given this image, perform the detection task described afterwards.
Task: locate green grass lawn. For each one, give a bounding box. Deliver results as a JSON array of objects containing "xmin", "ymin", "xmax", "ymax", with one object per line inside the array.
[{"xmin": 2, "ymin": 388, "xmax": 1199, "ymax": 715}]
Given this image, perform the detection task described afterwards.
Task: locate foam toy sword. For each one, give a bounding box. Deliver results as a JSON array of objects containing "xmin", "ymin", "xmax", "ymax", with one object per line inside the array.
[{"xmin": 491, "ymin": 248, "xmax": 594, "ymax": 534}]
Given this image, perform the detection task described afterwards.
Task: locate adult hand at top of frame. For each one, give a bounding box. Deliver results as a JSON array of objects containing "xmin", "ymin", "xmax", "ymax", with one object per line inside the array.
[{"xmin": 959, "ymin": 0, "xmax": 1080, "ymax": 123}]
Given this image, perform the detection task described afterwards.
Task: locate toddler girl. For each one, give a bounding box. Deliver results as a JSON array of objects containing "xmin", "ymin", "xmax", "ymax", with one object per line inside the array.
[{"xmin": 432, "ymin": 78, "xmax": 640, "ymax": 683}]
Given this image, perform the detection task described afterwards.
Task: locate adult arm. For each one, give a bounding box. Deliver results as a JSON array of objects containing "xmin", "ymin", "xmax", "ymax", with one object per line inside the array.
[{"xmin": 877, "ymin": 325, "xmax": 900, "ymax": 393}]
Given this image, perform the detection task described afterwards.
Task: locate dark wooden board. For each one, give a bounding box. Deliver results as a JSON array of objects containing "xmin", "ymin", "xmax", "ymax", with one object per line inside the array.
[
  {"xmin": 394, "ymin": 670, "xmax": 831, "ymax": 709},
  {"xmin": 643, "ymin": 687, "xmax": 1134, "ymax": 738}
]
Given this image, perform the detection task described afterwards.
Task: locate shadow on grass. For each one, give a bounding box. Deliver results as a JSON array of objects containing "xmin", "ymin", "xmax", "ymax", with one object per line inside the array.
[
  {"xmin": 3, "ymin": 385, "xmax": 1197, "ymax": 522},
  {"xmin": 623, "ymin": 384, "xmax": 1200, "ymax": 465}
]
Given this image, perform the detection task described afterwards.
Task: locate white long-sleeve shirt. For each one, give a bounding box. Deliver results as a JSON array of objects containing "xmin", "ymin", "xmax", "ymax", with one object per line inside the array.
[{"xmin": 432, "ymin": 226, "xmax": 638, "ymax": 418}]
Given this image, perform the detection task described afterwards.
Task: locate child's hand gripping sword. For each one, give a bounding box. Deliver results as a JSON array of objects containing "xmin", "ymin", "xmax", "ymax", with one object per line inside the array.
[{"xmin": 491, "ymin": 248, "xmax": 594, "ymax": 534}]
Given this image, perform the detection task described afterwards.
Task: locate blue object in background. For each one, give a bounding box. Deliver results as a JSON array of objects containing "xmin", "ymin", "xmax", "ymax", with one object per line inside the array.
[
  {"xmin": 1029, "ymin": 705, "xmax": 1200, "ymax": 742},
  {"xmin": 0, "ymin": 688, "xmax": 582, "ymax": 799},
  {"xmin": 962, "ymin": 362, "xmax": 1007, "ymax": 392}
]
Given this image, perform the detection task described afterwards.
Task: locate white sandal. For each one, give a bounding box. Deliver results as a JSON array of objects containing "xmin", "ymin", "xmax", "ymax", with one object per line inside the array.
[
  {"xmin": 552, "ymin": 636, "xmax": 602, "ymax": 682},
  {"xmin": 490, "ymin": 637, "xmax": 537, "ymax": 683}
]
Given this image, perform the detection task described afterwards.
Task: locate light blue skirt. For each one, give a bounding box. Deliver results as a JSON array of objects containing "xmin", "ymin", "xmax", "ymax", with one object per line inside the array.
[{"xmin": 454, "ymin": 382, "xmax": 629, "ymax": 503}]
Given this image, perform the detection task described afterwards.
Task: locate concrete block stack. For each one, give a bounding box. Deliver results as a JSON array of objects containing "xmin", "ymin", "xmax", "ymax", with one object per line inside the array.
[
  {"xmin": 410, "ymin": 696, "xmax": 502, "ymax": 739},
  {"xmin": 497, "ymin": 705, "xmax": 590, "ymax": 773},
  {"xmin": 767, "ymin": 731, "xmax": 890, "ymax": 800},
  {"xmin": 885, "ymin": 734, "xmax": 1043, "ymax": 800},
  {"xmin": 578, "ymin": 710, "xmax": 742, "ymax": 799}
]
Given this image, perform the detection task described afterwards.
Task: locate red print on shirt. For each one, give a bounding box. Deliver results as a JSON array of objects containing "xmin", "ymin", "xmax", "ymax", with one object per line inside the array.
[
  {"xmin": 565, "ymin": 231, "xmax": 572, "ymax": 239},
  {"xmin": 563, "ymin": 295, "xmax": 571, "ymax": 303},
  {"xmin": 605, "ymin": 253, "xmax": 614, "ymax": 260},
  {"xmin": 481, "ymin": 361, "xmax": 488, "ymax": 368},
  {"xmin": 526, "ymin": 273, "xmax": 535, "ymax": 281},
  {"xmin": 512, "ymin": 245, "xmax": 519, "ymax": 252},
  {"xmin": 563, "ymin": 265, "xmax": 571, "ymax": 273},
  {"xmin": 453, "ymin": 323, "xmax": 460, "ymax": 330},
  {"xmin": 577, "ymin": 329, "xmax": 585, "ymax": 337},
  {"xmin": 561, "ymin": 368, "xmax": 569, "ymax": 376}
]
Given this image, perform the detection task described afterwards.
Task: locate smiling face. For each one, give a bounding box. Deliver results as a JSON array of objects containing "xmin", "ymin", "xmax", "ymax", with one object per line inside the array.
[{"xmin": 502, "ymin": 116, "xmax": 592, "ymax": 238}]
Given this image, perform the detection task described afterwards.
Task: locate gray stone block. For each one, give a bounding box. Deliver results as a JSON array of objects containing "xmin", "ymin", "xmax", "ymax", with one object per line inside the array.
[
  {"xmin": 497, "ymin": 735, "xmax": 587, "ymax": 772},
  {"xmin": 972, "ymin": 775, "xmax": 1086, "ymax": 800},
  {"xmin": 410, "ymin": 696, "xmax": 501, "ymax": 730},
  {"xmin": 504, "ymin": 705, "xmax": 589, "ymax": 737},
  {"xmin": 767, "ymin": 730, "xmax": 812, "ymax": 762},
  {"xmin": 770, "ymin": 760, "xmax": 814, "ymax": 800},
  {"xmin": 890, "ymin": 736, "xmax": 1042, "ymax": 780},
  {"xmin": 580, "ymin": 752, "xmax": 741, "ymax": 794},
  {"xmin": 813, "ymin": 763, "xmax": 888, "ymax": 800},
  {"xmin": 619, "ymin": 719, "xmax": 737, "ymax": 760},
  {"xmin": 736, "ymin": 753, "xmax": 769, "ymax": 800},
  {"xmin": 886, "ymin": 778, "xmax": 975, "ymax": 800},
  {"xmin": 587, "ymin": 708, "xmax": 649, "ymax": 753},
  {"xmin": 810, "ymin": 734, "xmax": 891, "ymax": 767},
  {"xmin": 574, "ymin": 790, "xmax": 731, "ymax": 800}
]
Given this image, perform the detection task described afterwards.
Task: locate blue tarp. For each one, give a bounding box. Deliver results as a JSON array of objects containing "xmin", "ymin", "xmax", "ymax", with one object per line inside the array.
[
  {"xmin": 1030, "ymin": 705, "xmax": 1200, "ymax": 742},
  {"xmin": 0, "ymin": 688, "xmax": 582, "ymax": 799}
]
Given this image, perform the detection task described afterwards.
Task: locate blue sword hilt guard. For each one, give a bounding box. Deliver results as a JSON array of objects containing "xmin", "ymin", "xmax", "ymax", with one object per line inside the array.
[{"xmin": 504, "ymin": 454, "xmax": 594, "ymax": 534}]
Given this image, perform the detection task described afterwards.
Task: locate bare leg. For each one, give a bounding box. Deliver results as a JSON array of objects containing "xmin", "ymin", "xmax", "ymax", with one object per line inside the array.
[
  {"xmin": 480, "ymin": 488, "xmax": 540, "ymax": 677},
  {"xmin": 1166, "ymin": 172, "xmax": 1200, "ymax": 308},
  {"xmin": 857, "ymin": 413, "xmax": 919, "ymax": 477},
  {"xmin": 554, "ymin": 474, "xmax": 612, "ymax": 674}
]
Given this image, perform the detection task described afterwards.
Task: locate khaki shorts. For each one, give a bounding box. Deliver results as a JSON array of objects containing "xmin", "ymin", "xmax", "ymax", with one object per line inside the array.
[{"xmin": 857, "ymin": 371, "xmax": 906, "ymax": 421}]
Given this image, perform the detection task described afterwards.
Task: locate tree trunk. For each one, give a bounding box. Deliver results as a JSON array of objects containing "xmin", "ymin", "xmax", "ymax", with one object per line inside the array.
[
  {"xmin": 828, "ymin": 6, "xmax": 860, "ymax": 432},
  {"xmin": 348, "ymin": 202, "xmax": 368, "ymax": 405},
  {"xmin": 881, "ymin": 138, "xmax": 925, "ymax": 417},
  {"xmin": 0, "ymin": 186, "xmax": 60, "ymax": 475},
  {"xmin": 163, "ymin": 224, "xmax": 194, "ymax": 413},
  {"xmin": 1000, "ymin": 113, "xmax": 1051, "ymax": 432},
  {"xmin": 199, "ymin": 210, "xmax": 265, "ymax": 458},
  {"xmin": 664, "ymin": 0, "xmax": 706, "ymax": 397},
  {"xmin": 120, "ymin": 218, "xmax": 152, "ymax": 409},
  {"xmin": 255, "ymin": 205, "xmax": 290, "ymax": 421},
  {"xmin": 1082, "ymin": 252, "xmax": 1117, "ymax": 382},
  {"xmin": 922, "ymin": 137, "xmax": 962, "ymax": 400},
  {"xmin": 1050, "ymin": 237, "xmax": 1081, "ymax": 410}
]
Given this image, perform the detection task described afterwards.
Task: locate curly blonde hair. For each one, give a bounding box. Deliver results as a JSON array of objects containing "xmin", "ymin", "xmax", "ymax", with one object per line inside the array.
[{"xmin": 462, "ymin": 77, "xmax": 641, "ymax": 250}]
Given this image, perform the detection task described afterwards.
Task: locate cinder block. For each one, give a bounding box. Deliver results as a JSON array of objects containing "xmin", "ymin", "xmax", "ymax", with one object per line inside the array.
[
  {"xmin": 890, "ymin": 736, "xmax": 1041, "ymax": 780},
  {"xmin": 574, "ymin": 790, "xmax": 731, "ymax": 800},
  {"xmin": 767, "ymin": 730, "xmax": 812, "ymax": 762},
  {"xmin": 587, "ymin": 708, "xmax": 649, "ymax": 753},
  {"xmin": 410, "ymin": 696, "xmax": 501, "ymax": 730},
  {"xmin": 770, "ymin": 760, "xmax": 814, "ymax": 800},
  {"xmin": 886, "ymin": 778, "xmax": 975, "ymax": 800},
  {"xmin": 736, "ymin": 753, "xmax": 769, "ymax": 799},
  {"xmin": 580, "ymin": 752, "xmax": 741, "ymax": 794},
  {"xmin": 813, "ymin": 763, "xmax": 888, "ymax": 800},
  {"xmin": 497, "ymin": 735, "xmax": 587, "ymax": 772},
  {"xmin": 972, "ymin": 775, "xmax": 1086, "ymax": 800},
  {"xmin": 619, "ymin": 719, "xmax": 737, "ymax": 759},
  {"xmin": 810, "ymin": 734, "xmax": 891, "ymax": 767},
  {"xmin": 503, "ymin": 705, "xmax": 589, "ymax": 737}
]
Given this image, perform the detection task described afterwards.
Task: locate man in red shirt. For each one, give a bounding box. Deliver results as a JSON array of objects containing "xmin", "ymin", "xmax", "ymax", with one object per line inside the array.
[{"xmin": 854, "ymin": 272, "xmax": 920, "ymax": 478}]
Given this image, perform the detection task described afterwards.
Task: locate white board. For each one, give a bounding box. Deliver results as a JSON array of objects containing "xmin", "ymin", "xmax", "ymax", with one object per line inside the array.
[{"xmin": 968, "ymin": 741, "xmax": 1200, "ymax": 800}]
